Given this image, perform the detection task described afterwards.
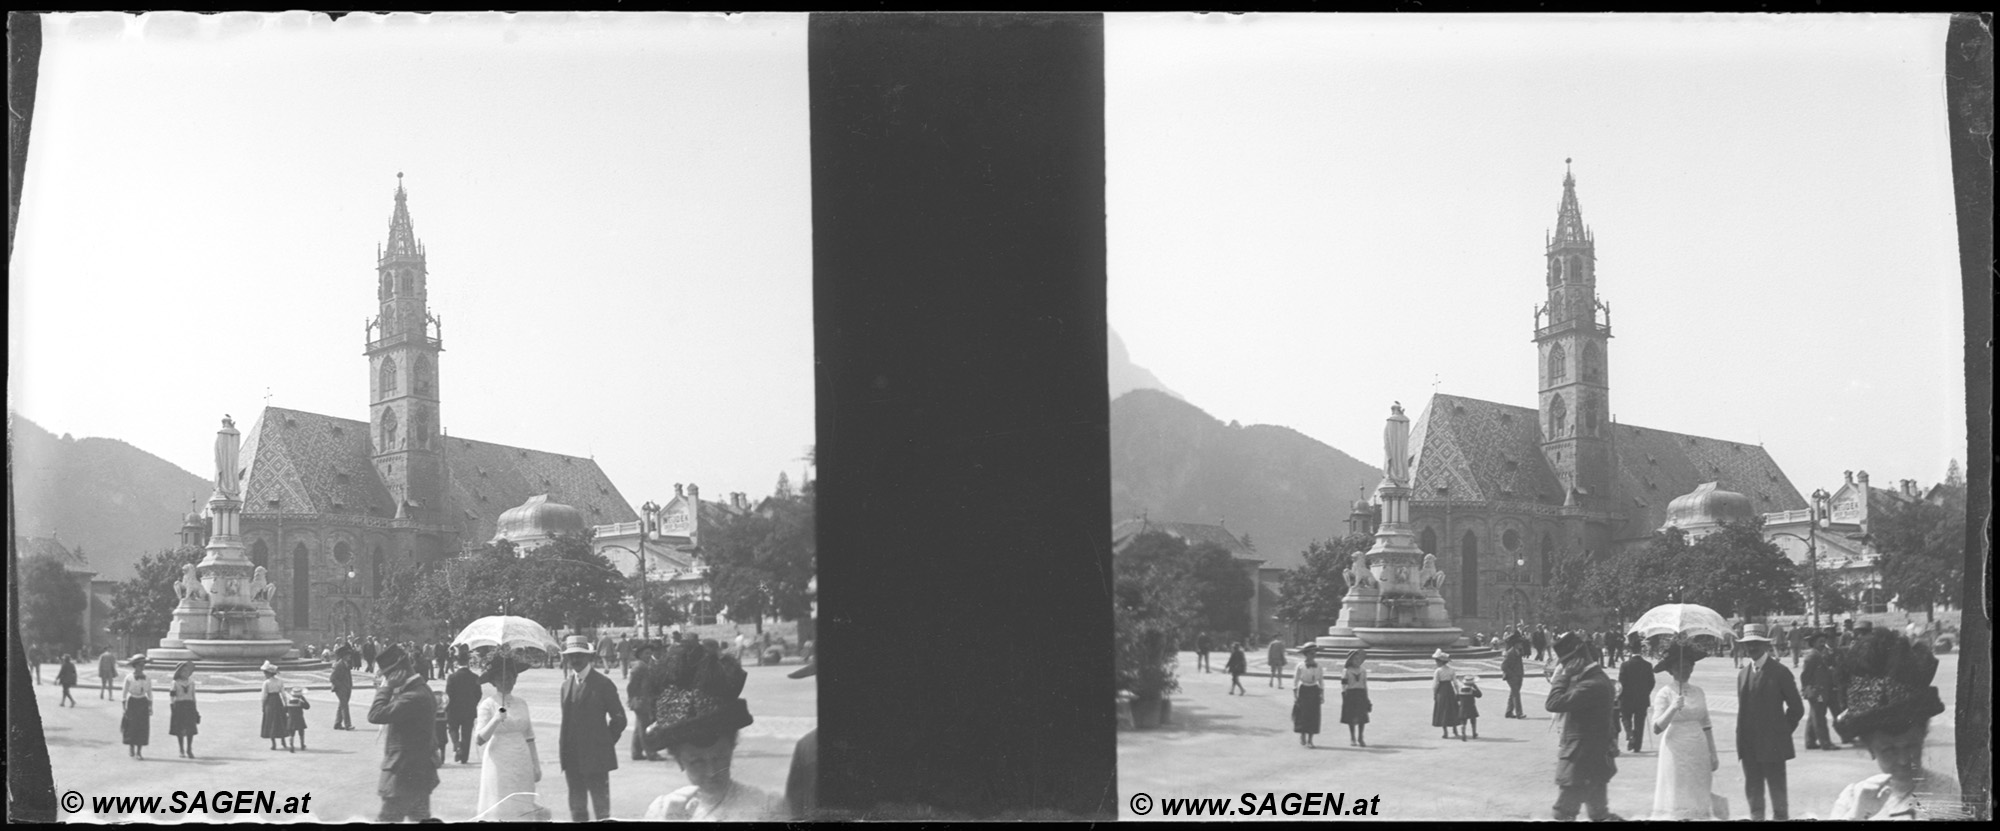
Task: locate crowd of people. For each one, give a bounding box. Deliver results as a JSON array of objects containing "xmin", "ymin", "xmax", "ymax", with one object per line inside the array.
[
  {"xmin": 1186, "ymin": 617, "xmax": 1963, "ymax": 821},
  {"xmin": 35, "ymin": 629, "xmax": 813, "ymax": 822}
]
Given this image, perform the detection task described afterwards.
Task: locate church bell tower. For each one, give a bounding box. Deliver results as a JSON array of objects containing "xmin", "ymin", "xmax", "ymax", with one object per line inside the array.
[
  {"xmin": 1534, "ymin": 160, "xmax": 1613, "ymax": 507},
  {"xmin": 366, "ymin": 173, "xmax": 445, "ymax": 523}
]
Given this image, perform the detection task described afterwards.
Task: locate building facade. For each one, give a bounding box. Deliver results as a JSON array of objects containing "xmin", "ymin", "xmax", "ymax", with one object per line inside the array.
[
  {"xmin": 231, "ymin": 179, "xmax": 638, "ymax": 645},
  {"xmin": 1762, "ymin": 469, "xmax": 1952, "ymax": 616},
  {"xmin": 1111, "ymin": 516, "xmax": 1271, "ymax": 639},
  {"xmin": 1400, "ymin": 165, "xmax": 1807, "ymax": 633}
]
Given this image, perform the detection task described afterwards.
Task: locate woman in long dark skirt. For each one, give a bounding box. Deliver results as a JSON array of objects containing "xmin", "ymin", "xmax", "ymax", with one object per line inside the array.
[
  {"xmin": 1430, "ymin": 649, "xmax": 1462, "ymax": 740},
  {"xmin": 1290, "ymin": 645, "xmax": 1324, "ymax": 747},
  {"xmin": 258, "ymin": 661, "xmax": 290, "ymax": 750},
  {"xmin": 1340, "ymin": 649, "xmax": 1371, "ymax": 747},
  {"xmin": 121, "ymin": 655, "xmax": 154, "ymax": 759},
  {"xmin": 168, "ymin": 661, "xmax": 200, "ymax": 758}
]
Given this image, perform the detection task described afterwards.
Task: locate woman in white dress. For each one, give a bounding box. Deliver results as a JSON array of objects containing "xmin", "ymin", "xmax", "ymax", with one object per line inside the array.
[
  {"xmin": 1648, "ymin": 642, "xmax": 1718, "ymax": 820},
  {"xmin": 472, "ymin": 654, "xmax": 546, "ymax": 822}
]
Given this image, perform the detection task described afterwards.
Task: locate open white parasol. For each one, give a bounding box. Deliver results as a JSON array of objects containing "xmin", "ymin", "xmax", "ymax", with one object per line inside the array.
[
  {"xmin": 452, "ymin": 615, "xmax": 561, "ymax": 661},
  {"xmin": 1628, "ymin": 603, "xmax": 1731, "ymax": 645}
]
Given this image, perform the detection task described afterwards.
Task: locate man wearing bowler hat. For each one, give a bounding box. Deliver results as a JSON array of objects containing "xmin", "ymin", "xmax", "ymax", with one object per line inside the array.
[
  {"xmin": 367, "ymin": 644, "xmax": 440, "ymax": 822},
  {"xmin": 1735, "ymin": 622, "xmax": 1804, "ymax": 820},
  {"xmin": 1544, "ymin": 631, "xmax": 1621, "ymax": 821},
  {"xmin": 558, "ymin": 634, "xmax": 627, "ymax": 821}
]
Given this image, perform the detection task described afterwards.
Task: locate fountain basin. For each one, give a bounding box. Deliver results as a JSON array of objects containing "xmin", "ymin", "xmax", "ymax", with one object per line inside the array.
[
  {"xmin": 178, "ymin": 639, "xmax": 295, "ymax": 661},
  {"xmin": 1350, "ymin": 627, "xmax": 1463, "ymax": 649}
]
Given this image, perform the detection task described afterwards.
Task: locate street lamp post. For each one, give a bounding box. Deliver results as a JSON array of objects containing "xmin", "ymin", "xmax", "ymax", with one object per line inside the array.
[
  {"xmin": 1773, "ymin": 490, "xmax": 1835, "ymax": 629},
  {"xmin": 640, "ymin": 501, "xmax": 660, "ymax": 642}
]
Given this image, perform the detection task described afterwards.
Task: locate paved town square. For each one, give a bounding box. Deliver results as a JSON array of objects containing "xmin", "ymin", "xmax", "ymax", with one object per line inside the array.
[
  {"xmin": 1120, "ymin": 650, "xmax": 1962, "ymax": 820},
  {"xmin": 32, "ymin": 659, "xmax": 814, "ymax": 822}
]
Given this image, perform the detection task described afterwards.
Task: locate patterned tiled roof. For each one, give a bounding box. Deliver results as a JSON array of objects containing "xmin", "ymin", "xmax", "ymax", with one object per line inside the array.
[
  {"xmin": 442, "ymin": 434, "xmax": 638, "ymax": 541},
  {"xmin": 239, "ymin": 406, "xmax": 636, "ymax": 541},
  {"xmin": 239, "ymin": 408, "xmax": 393, "ymax": 515},
  {"xmin": 1406, "ymin": 393, "xmax": 1806, "ymax": 542},
  {"xmin": 1111, "ymin": 517, "xmax": 1261, "ymax": 562}
]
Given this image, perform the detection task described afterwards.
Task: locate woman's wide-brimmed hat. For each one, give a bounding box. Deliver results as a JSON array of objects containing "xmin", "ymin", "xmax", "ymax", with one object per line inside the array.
[
  {"xmin": 1345, "ymin": 649, "xmax": 1367, "ymax": 666},
  {"xmin": 560, "ymin": 635, "xmax": 597, "ymax": 656},
  {"xmin": 644, "ymin": 640, "xmax": 755, "ymax": 752},
  {"xmin": 1299, "ymin": 644, "xmax": 1319, "ymax": 656},
  {"xmin": 1431, "ymin": 648, "xmax": 1451, "ymax": 662},
  {"xmin": 257, "ymin": 659, "xmax": 278, "ymax": 674},
  {"xmin": 128, "ymin": 654, "xmax": 149, "ymax": 668},
  {"xmin": 1834, "ymin": 629, "xmax": 1946, "ymax": 741},
  {"xmin": 174, "ymin": 661, "xmax": 196, "ymax": 680},
  {"xmin": 1654, "ymin": 642, "xmax": 1706, "ymax": 674}
]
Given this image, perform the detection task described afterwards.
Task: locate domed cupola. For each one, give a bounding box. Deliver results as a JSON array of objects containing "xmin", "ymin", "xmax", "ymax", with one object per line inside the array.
[
  {"xmin": 1662, "ymin": 481, "xmax": 1756, "ymax": 537},
  {"xmin": 492, "ymin": 493, "xmax": 586, "ymax": 551}
]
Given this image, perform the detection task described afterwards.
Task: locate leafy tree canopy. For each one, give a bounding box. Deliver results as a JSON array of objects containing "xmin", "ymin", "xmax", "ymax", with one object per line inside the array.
[{"xmin": 22, "ymin": 554, "xmax": 89, "ymax": 653}]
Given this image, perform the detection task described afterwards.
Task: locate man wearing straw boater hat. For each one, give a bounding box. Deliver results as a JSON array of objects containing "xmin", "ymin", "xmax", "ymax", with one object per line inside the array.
[
  {"xmin": 367, "ymin": 643, "xmax": 440, "ymax": 822},
  {"xmin": 1734, "ymin": 622, "xmax": 1804, "ymax": 820},
  {"xmin": 558, "ymin": 634, "xmax": 626, "ymax": 821},
  {"xmin": 1544, "ymin": 631, "xmax": 1621, "ymax": 821}
]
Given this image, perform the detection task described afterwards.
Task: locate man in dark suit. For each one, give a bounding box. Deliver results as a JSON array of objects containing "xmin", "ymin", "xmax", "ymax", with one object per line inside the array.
[
  {"xmin": 367, "ymin": 645, "xmax": 439, "ymax": 822},
  {"xmin": 1531, "ymin": 627, "xmax": 1549, "ymax": 662},
  {"xmin": 1545, "ymin": 632, "xmax": 1620, "ymax": 821},
  {"xmin": 1798, "ymin": 630, "xmax": 1836, "ymax": 750},
  {"xmin": 362, "ymin": 637, "xmax": 378, "ymax": 673},
  {"xmin": 330, "ymin": 646, "xmax": 355, "ymax": 730},
  {"xmin": 558, "ymin": 635, "xmax": 626, "ymax": 821},
  {"xmin": 1502, "ymin": 641, "xmax": 1527, "ymax": 718},
  {"xmin": 627, "ymin": 643, "xmax": 663, "ymax": 761},
  {"xmin": 1616, "ymin": 647, "xmax": 1656, "ymax": 753},
  {"xmin": 1735, "ymin": 623, "xmax": 1805, "ymax": 820},
  {"xmin": 443, "ymin": 651, "xmax": 482, "ymax": 764}
]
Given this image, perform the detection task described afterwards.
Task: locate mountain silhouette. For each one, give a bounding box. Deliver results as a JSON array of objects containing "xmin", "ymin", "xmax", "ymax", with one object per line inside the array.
[
  {"xmin": 1111, "ymin": 389, "xmax": 1381, "ymax": 570},
  {"xmin": 1108, "ymin": 327, "xmax": 1182, "ymax": 401},
  {"xmin": 9, "ymin": 413, "xmax": 213, "ymax": 581}
]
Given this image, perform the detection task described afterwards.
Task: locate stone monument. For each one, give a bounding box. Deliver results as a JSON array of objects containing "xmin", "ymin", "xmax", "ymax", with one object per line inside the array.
[
  {"xmin": 1316, "ymin": 403, "xmax": 1470, "ymax": 656},
  {"xmin": 149, "ymin": 417, "xmax": 316, "ymax": 668}
]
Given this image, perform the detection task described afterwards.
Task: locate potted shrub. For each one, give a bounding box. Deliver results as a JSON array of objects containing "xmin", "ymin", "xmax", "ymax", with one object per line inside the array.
[
  {"xmin": 1113, "ymin": 531, "xmax": 1201, "ymax": 729},
  {"xmin": 1117, "ymin": 623, "xmax": 1178, "ymax": 728}
]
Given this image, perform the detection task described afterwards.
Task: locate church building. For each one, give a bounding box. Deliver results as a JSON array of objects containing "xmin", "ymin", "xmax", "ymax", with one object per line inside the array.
[
  {"xmin": 1399, "ymin": 164, "xmax": 1807, "ymax": 633},
  {"xmin": 231, "ymin": 177, "xmax": 637, "ymax": 644}
]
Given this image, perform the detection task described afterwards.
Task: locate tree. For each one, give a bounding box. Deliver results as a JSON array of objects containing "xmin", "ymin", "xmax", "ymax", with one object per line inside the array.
[
  {"xmin": 1273, "ymin": 535, "xmax": 1367, "ymax": 641},
  {"xmin": 1542, "ymin": 547, "xmax": 1605, "ymax": 629},
  {"xmin": 104, "ymin": 545, "xmax": 206, "ymax": 651},
  {"xmin": 515, "ymin": 531, "xmax": 631, "ymax": 632},
  {"xmin": 702, "ymin": 485, "xmax": 816, "ymax": 633},
  {"xmin": 1870, "ymin": 478, "xmax": 1967, "ymax": 620},
  {"xmin": 1113, "ymin": 532, "xmax": 1200, "ymax": 701},
  {"xmin": 1797, "ymin": 559, "xmax": 1856, "ymax": 619},
  {"xmin": 21, "ymin": 555, "xmax": 88, "ymax": 653},
  {"xmin": 1187, "ymin": 541, "xmax": 1254, "ymax": 639},
  {"xmin": 1683, "ymin": 521, "xmax": 1796, "ymax": 619}
]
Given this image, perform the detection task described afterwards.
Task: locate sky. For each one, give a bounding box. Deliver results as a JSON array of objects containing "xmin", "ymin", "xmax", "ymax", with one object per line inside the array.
[
  {"xmin": 1105, "ymin": 13, "xmax": 1969, "ymax": 499},
  {"xmin": 10, "ymin": 12, "xmax": 815, "ymax": 509}
]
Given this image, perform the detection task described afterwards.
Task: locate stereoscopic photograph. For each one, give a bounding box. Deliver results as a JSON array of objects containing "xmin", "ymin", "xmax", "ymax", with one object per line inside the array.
[
  {"xmin": 1105, "ymin": 13, "xmax": 1984, "ymax": 821},
  {"xmin": 9, "ymin": 11, "xmax": 816, "ymax": 822}
]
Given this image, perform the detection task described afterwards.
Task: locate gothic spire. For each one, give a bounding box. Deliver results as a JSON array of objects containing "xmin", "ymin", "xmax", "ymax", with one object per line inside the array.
[
  {"xmin": 384, "ymin": 172, "xmax": 422, "ymax": 262},
  {"xmin": 1551, "ymin": 158, "xmax": 1590, "ymax": 249}
]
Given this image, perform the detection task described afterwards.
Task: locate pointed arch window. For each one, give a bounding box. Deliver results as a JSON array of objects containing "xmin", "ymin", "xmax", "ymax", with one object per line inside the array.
[
  {"xmin": 379, "ymin": 407, "xmax": 401, "ymax": 453},
  {"xmin": 1548, "ymin": 343, "xmax": 1567, "ymax": 384},
  {"xmin": 1419, "ymin": 527, "xmax": 1438, "ymax": 555},
  {"xmin": 1540, "ymin": 533, "xmax": 1554, "ymax": 585},
  {"xmin": 1460, "ymin": 530, "xmax": 1479, "ymax": 617},
  {"xmin": 250, "ymin": 539, "xmax": 270, "ymax": 570},
  {"xmin": 1582, "ymin": 342, "xmax": 1603, "ymax": 384},
  {"xmin": 414, "ymin": 355, "xmax": 435, "ymax": 395},
  {"xmin": 1549, "ymin": 394, "xmax": 1569, "ymax": 439},
  {"xmin": 292, "ymin": 542, "xmax": 311, "ymax": 629},
  {"xmin": 372, "ymin": 547, "xmax": 386, "ymax": 597},
  {"xmin": 380, "ymin": 356, "xmax": 399, "ymax": 399}
]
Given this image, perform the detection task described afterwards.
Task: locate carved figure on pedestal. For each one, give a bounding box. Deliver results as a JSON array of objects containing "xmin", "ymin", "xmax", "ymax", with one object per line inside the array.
[
  {"xmin": 176, "ymin": 563, "xmax": 209, "ymax": 602},
  {"xmin": 1348, "ymin": 550, "xmax": 1377, "ymax": 589},
  {"xmin": 250, "ymin": 567, "xmax": 274, "ymax": 603},
  {"xmin": 1384, "ymin": 402, "xmax": 1410, "ymax": 484}
]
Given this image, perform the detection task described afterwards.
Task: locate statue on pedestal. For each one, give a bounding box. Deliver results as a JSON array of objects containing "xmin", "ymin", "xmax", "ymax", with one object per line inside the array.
[
  {"xmin": 175, "ymin": 563, "xmax": 209, "ymax": 602},
  {"xmin": 250, "ymin": 566, "xmax": 275, "ymax": 603},
  {"xmin": 1384, "ymin": 402, "xmax": 1410, "ymax": 484},
  {"xmin": 215, "ymin": 415, "xmax": 241, "ymax": 496}
]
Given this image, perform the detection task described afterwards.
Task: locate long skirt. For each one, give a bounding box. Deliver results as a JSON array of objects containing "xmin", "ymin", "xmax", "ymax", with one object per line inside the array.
[
  {"xmin": 1292, "ymin": 685, "xmax": 1323, "ymax": 734},
  {"xmin": 1431, "ymin": 681, "xmax": 1462, "ymax": 727},
  {"xmin": 121, "ymin": 698, "xmax": 152, "ymax": 746},
  {"xmin": 1340, "ymin": 688, "xmax": 1371, "ymax": 725},
  {"xmin": 260, "ymin": 692, "xmax": 289, "ymax": 739},
  {"xmin": 1458, "ymin": 693, "xmax": 1480, "ymax": 721},
  {"xmin": 169, "ymin": 700, "xmax": 199, "ymax": 737}
]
